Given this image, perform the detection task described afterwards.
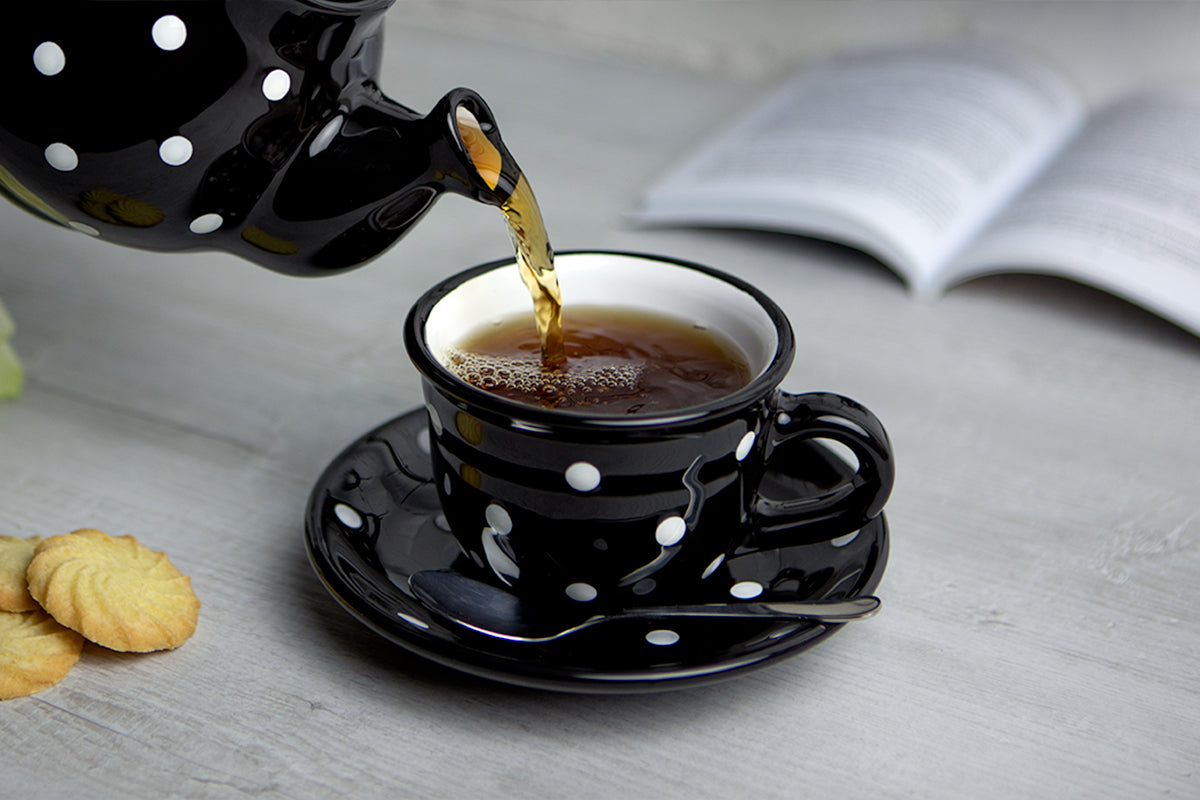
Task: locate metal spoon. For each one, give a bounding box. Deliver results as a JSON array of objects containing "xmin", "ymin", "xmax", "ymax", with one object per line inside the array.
[{"xmin": 408, "ymin": 569, "xmax": 880, "ymax": 643}]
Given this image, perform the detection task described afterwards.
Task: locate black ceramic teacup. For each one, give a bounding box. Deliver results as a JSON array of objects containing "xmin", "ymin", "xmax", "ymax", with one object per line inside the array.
[{"xmin": 405, "ymin": 252, "xmax": 894, "ymax": 609}]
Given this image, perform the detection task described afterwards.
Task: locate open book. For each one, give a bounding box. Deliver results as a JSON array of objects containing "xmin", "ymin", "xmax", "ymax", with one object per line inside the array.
[{"xmin": 631, "ymin": 41, "xmax": 1200, "ymax": 338}]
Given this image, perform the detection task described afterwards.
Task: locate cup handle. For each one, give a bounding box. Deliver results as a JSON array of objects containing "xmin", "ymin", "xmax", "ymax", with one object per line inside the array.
[{"xmin": 748, "ymin": 391, "xmax": 894, "ymax": 547}]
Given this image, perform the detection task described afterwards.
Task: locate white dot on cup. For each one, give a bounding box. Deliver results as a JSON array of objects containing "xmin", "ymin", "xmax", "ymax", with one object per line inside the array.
[
  {"xmin": 735, "ymin": 431, "xmax": 756, "ymax": 461},
  {"xmin": 484, "ymin": 504, "xmax": 512, "ymax": 534},
  {"xmin": 646, "ymin": 629, "xmax": 680, "ymax": 646},
  {"xmin": 654, "ymin": 516, "xmax": 686, "ymax": 547},
  {"xmin": 730, "ymin": 581, "xmax": 764, "ymax": 599},
  {"xmin": 152, "ymin": 15, "xmax": 188, "ymax": 50},
  {"xmin": 33, "ymin": 42, "xmax": 66, "ymax": 76},
  {"xmin": 565, "ymin": 583, "xmax": 597, "ymax": 602},
  {"xmin": 701, "ymin": 554, "xmax": 725, "ymax": 579},
  {"xmin": 565, "ymin": 462, "xmax": 601, "ymax": 492}
]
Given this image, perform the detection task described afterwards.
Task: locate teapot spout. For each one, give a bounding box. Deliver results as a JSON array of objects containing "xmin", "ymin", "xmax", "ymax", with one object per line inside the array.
[
  {"xmin": 251, "ymin": 87, "xmax": 525, "ymax": 274},
  {"xmin": 427, "ymin": 87, "xmax": 525, "ymax": 207}
]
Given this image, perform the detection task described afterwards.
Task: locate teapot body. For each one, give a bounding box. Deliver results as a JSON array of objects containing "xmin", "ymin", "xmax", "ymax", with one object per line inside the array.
[{"xmin": 0, "ymin": 0, "xmax": 508, "ymax": 275}]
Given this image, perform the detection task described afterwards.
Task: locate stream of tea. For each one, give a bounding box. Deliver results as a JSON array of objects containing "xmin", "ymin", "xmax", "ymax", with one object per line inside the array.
[{"xmin": 456, "ymin": 107, "xmax": 565, "ymax": 366}]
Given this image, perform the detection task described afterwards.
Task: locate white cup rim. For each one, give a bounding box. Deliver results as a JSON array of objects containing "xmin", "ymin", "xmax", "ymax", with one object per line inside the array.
[{"xmin": 404, "ymin": 251, "xmax": 795, "ymax": 430}]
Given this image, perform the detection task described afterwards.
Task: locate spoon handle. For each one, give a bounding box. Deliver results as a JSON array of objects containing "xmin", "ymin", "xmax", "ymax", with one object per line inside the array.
[{"xmin": 619, "ymin": 596, "xmax": 880, "ymax": 624}]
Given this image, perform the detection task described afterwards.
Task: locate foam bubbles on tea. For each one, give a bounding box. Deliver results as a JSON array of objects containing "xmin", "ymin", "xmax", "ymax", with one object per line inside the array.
[
  {"xmin": 445, "ymin": 349, "xmax": 644, "ymax": 397},
  {"xmin": 446, "ymin": 305, "xmax": 752, "ymax": 415}
]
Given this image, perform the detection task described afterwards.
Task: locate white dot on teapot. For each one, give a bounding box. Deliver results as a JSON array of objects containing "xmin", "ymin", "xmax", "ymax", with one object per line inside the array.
[
  {"xmin": 33, "ymin": 42, "xmax": 66, "ymax": 76},
  {"xmin": 152, "ymin": 15, "xmax": 187, "ymax": 51},
  {"xmin": 44, "ymin": 142, "xmax": 77, "ymax": 171},
  {"xmin": 333, "ymin": 503, "xmax": 363, "ymax": 530},
  {"xmin": 565, "ymin": 583, "xmax": 597, "ymax": 602},
  {"xmin": 564, "ymin": 462, "xmax": 601, "ymax": 492},
  {"xmin": 262, "ymin": 69, "xmax": 291, "ymax": 102},
  {"xmin": 189, "ymin": 213, "xmax": 223, "ymax": 234},
  {"xmin": 159, "ymin": 136, "xmax": 193, "ymax": 166}
]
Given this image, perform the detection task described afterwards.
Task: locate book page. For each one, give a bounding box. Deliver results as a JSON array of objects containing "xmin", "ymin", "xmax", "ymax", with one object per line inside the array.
[
  {"xmin": 631, "ymin": 41, "xmax": 1084, "ymax": 290},
  {"xmin": 947, "ymin": 90, "xmax": 1200, "ymax": 337}
]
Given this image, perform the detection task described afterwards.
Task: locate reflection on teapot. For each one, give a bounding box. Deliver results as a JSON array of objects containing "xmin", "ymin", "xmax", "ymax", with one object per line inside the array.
[{"xmin": 0, "ymin": 0, "xmax": 522, "ymax": 275}]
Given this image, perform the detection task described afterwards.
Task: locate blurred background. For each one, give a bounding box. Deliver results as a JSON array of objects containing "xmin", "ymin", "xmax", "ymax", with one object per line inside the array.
[{"xmin": 400, "ymin": 0, "xmax": 1200, "ymax": 105}]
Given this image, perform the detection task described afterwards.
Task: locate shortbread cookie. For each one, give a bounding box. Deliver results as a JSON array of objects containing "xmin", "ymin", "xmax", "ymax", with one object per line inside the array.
[
  {"xmin": 27, "ymin": 529, "xmax": 200, "ymax": 652},
  {"xmin": 0, "ymin": 609, "xmax": 84, "ymax": 700},
  {"xmin": 0, "ymin": 535, "xmax": 43, "ymax": 611}
]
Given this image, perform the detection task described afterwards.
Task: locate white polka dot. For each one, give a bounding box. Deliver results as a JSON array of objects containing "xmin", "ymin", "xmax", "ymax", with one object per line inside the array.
[
  {"xmin": 308, "ymin": 115, "xmax": 344, "ymax": 158},
  {"xmin": 730, "ymin": 581, "xmax": 764, "ymax": 599},
  {"xmin": 69, "ymin": 221, "xmax": 100, "ymax": 237},
  {"xmin": 334, "ymin": 503, "xmax": 363, "ymax": 529},
  {"xmin": 565, "ymin": 583, "xmax": 597, "ymax": 602},
  {"xmin": 442, "ymin": 474, "xmax": 452, "ymax": 496},
  {"xmin": 654, "ymin": 516, "xmax": 687, "ymax": 547},
  {"xmin": 262, "ymin": 69, "xmax": 291, "ymax": 101},
  {"xmin": 565, "ymin": 462, "xmax": 601, "ymax": 492},
  {"xmin": 427, "ymin": 406, "xmax": 443, "ymax": 435},
  {"xmin": 735, "ymin": 431, "xmax": 756, "ymax": 461},
  {"xmin": 646, "ymin": 629, "xmax": 680, "ymax": 646},
  {"xmin": 152, "ymin": 15, "xmax": 188, "ymax": 51},
  {"xmin": 159, "ymin": 135, "xmax": 193, "ymax": 166},
  {"xmin": 777, "ymin": 412, "xmax": 792, "ymax": 425},
  {"xmin": 189, "ymin": 213, "xmax": 223, "ymax": 234},
  {"xmin": 397, "ymin": 612, "xmax": 430, "ymax": 630},
  {"xmin": 831, "ymin": 530, "xmax": 861, "ymax": 548},
  {"xmin": 33, "ymin": 42, "xmax": 65, "ymax": 76},
  {"xmin": 484, "ymin": 504, "xmax": 512, "ymax": 534},
  {"xmin": 44, "ymin": 142, "xmax": 77, "ymax": 171},
  {"xmin": 701, "ymin": 554, "xmax": 725, "ymax": 579}
]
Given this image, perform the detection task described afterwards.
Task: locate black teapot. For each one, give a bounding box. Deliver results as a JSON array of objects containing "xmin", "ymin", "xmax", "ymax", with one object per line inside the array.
[{"xmin": 0, "ymin": 0, "xmax": 523, "ymax": 275}]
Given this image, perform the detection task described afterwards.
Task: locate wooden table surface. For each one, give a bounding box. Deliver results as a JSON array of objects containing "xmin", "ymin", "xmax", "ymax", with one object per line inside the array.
[{"xmin": 2, "ymin": 17, "xmax": 1198, "ymax": 800}]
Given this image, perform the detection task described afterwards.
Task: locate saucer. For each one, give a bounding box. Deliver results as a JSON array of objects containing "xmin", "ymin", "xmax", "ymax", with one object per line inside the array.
[{"xmin": 305, "ymin": 408, "xmax": 889, "ymax": 693}]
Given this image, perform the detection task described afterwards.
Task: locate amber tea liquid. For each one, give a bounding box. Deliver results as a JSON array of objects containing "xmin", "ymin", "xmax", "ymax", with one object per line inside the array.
[
  {"xmin": 457, "ymin": 107, "xmax": 564, "ymax": 366},
  {"xmin": 447, "ymin": 305, "xmax": 753, "ymax": 414}
]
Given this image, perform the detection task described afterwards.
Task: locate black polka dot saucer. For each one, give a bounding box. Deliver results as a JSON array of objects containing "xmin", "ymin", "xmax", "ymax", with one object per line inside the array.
[{"xmin": 305, "ymin": 408, "xmax": 888, "ymax": 693}]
